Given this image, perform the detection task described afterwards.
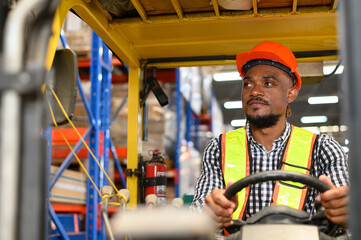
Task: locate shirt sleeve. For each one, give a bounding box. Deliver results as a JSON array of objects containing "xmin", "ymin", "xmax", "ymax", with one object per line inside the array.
[
  {"xmin": 190, "ymin": 137, "xmax": 224, "ymax": 213},
  {"xmin": 316, "ymin": 134, "xmax": 350, "ymax": 187}
]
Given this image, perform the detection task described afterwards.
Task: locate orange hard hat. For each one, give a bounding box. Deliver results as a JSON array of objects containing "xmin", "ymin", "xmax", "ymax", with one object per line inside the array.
[{"xmin": 236, "ymin": 41, "xmax": 301, "ymax": 89}]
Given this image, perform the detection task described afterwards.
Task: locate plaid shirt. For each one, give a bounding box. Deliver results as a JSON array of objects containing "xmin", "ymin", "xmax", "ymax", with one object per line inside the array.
[{"xmin": 191, "ymin": 122, "xmax": 349, "ymax": 217}]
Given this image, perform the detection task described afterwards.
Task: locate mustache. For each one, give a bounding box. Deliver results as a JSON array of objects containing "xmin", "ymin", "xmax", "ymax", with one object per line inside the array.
[{"xmin": 247, "ymin": 97, "xmax": 269, "ymax": 105}]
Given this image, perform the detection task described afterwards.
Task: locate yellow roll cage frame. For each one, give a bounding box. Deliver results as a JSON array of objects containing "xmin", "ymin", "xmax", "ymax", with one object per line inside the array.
[{"xmin": 47, "ymin": 0, "xmax": 339, "ymax": 207}]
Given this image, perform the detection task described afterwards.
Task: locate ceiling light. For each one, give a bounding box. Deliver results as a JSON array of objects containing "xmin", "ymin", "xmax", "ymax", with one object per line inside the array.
[
  {"xmin": 231, "ymin": 119, "xmax": 246, "ymax": 127},
  {"xmin": 301, "ymin": 116, "xmax": 328, "ymax": 124},
  {"xmin": 224, "ymin": 101, "xmax": 243, "ymax": 109},
  {"xmin": 308, "ymin": 96, "xmax": 339, "ymax": 104},
  {"xmin": 323, "ymin": 65, "xmax": 344, "ymax": 75},
  {"xmin": 213, "ymin": 72, "xmax": 242, "ymax": 81},
  {"xmin": 340, "ymin": 125, "xmax": 348, "ymax": 132}
]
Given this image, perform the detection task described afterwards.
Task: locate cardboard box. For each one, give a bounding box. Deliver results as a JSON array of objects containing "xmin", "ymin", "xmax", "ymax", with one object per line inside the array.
[{"xmin": 50, "ymin": 166, "xmax": 87, "ymax": 204}]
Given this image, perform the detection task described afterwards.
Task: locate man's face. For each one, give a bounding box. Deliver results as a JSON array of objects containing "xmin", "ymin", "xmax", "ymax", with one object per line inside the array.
[{"xmin": 241, "ymin": 64, "xmax": 298, "ymax": 128}]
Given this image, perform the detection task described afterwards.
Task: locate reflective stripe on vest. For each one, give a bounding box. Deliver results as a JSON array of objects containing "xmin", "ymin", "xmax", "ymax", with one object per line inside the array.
[
  {"xmin": 222, "ymin": 128, "xmax": 250, "ymax": 220},
  {"xmin": 222, "ymin": 126, "xmax": 317, "ymax": 220}
]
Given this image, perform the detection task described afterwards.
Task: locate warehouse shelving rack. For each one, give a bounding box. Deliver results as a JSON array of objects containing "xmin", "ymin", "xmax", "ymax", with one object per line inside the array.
[
  {"xmin": 174, "ymin": 68, "xmax": 202, "ymax": 197},
  {"xmin": 47, "ymin": 30, "xmax": 127, "ymax": 240}
]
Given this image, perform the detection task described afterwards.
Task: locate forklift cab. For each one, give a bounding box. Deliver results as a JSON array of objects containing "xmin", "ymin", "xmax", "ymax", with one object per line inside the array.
[
  {"xmin": 0, "ymin": 0, "xmax": 359, "ymax": 240},
  {"xmin": 48, "ymin": 0, "xmax": 341, "ymax": 207}
]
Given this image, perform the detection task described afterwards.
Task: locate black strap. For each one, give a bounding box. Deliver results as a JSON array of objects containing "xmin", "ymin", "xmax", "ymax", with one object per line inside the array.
[
  {"xmin": 144, "ymin": 176, "xmax": 167, "ymax": 187},
  {"xmin": 218, "ymin": 134, "xmax": 225, "ymax": 186},
  {"xmin": 303, "ymin": 134, "xmax": 320, "ymax": 210}
]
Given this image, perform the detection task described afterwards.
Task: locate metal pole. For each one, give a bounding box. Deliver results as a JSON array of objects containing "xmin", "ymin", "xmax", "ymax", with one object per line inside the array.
[
  {"xmin": 100, "ymin": 41, "xmax": 112, "ymax": 188},
  {"xmin": 175, "ymin": 68, "xmax": 181, "ymax": 198},
  {"xmin": 43, "ymin": 127, "xmax": 52, "ymax": 239},
  {"xmin": 339, "ymin": 0, "xmax": 361, "ymax": 238},
  {"xmin": 185, "ymin": 101, "xmax": 192, "ymax": 143},
  {"xmin": 0, "ymin": 90, "xmax": 21, "ymax": 240},
  {"xmin": 0, "ymin": 0, "xmax": 46, "ymax": 238},
  {"xmin": 87, "ymin": 31, "xmax": 102, "ymax": 240},
  {"xmin": 127, "ymin": 66, "xmax": 142, "ymax": 207},
  {"xmin": 194, "ymin": 115, "xmax": 200, "ymax": 151}
]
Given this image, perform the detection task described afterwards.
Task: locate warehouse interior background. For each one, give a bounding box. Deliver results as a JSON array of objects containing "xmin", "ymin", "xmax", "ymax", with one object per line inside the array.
[
  {"xmin": 51, "ymin": 10, "xmax": 348, "ymax": 205},
  {"xmin": 1, "ymin": 0, "xmax": 349, "ymax": 239}
]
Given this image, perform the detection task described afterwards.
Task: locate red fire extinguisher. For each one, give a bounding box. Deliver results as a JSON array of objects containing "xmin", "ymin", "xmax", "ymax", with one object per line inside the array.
[{"xmin": 144, "ymin": 150, "xmax": 167, "ymax": 205}]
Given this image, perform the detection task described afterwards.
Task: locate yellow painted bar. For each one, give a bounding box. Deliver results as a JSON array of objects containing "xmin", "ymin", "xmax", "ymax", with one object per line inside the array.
[
  {"xmin": 130, "ymin": 0, "xmax": 148, "ymax": 22},
  {"xmin": 147, "ymin": 60, "xmax": 237, "ymax": 68},
  {"xmin": 292, "ymin": 0, "xmax": 298, "ymax": 14},
  {"xmin": 45, "ymin": 3, "xmax": 70, "ymax": 70},
  {"xmin": 297, "ymin": 55, "xmax": 338, "ymax": 62},
  {"xmin": 171, "ymin": 0, "xmax": 184, "ymax": 20},
  {"xmin": 146, "ymin": 55, "xmax": 338, "ymax": 69},
  {"xmin": 212, "ymin": 0, "xmax": 220, "ymax": 18},
  {"xmin": 49, "ymin": 0, "xmax": 141, "ymax": 68},
  {"xmin": 127, "ymin": 67, "xmax": 142, "ymax": 208},
  {"xmin": 252, "ymin": 0, "xmax": 258, "ymax": 15},
  {"xmin": 332, "ymin": 0, "xmax": 338, "ymax": 11},
  {"xmin": 68, "ymin": 0, "xmax": 140, "ymax": 67}
]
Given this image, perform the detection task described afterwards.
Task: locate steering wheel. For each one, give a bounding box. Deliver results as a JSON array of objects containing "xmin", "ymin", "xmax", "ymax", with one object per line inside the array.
[{"xmin": 223, "ymin": 170, "xmax": 337, "ymax": 236}]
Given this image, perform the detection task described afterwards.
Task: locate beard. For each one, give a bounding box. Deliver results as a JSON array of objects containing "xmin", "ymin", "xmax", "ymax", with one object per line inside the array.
[{"xmin": 246, "ymin": 113, "xmax": 282, "ymax": 129}]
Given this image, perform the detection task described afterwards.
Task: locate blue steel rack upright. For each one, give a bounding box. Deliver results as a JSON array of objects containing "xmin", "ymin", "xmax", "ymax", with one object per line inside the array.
[
  {"xmin": 87, "ymin": 31, "xmax": 105, "ymax": 240},
  {"xmin": 175, "ymin": 68, "xmax": 202, "ymax": 198}
]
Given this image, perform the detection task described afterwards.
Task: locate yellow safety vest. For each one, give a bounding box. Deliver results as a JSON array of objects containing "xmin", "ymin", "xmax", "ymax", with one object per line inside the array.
[{"xmin": 221, "ymin": 125, "xmax": 317, "ymax": 220}]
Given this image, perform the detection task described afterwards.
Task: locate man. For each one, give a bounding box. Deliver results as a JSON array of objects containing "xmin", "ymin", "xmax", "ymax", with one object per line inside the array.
[{"xmin": 191, "ymin": 41, "xmax": 349, "ymax": 228}]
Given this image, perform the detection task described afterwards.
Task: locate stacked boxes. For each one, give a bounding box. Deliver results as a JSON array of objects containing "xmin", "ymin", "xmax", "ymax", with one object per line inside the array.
[{"xmin": 50, "ymin": 166, "xmax": 87, "ymax": 204}]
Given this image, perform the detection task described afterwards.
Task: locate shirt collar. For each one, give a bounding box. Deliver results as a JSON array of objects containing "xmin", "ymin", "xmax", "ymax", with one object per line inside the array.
[{"xmin": 246, "ymin": 122, "xmax": 291, "ymax": 145}]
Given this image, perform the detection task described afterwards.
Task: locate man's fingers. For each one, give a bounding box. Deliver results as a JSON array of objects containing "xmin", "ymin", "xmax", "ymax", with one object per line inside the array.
[
  {"xmin": 205, "ymin": 189, "xmax": 236, "ymax": 228},
  {"xmin": 321, "ymin": 186, "xmax": 348, "ymax": 203},
  {"xmin": 321, "ymin": 195, "xmax": 349, "ymax": 209},
  {"xmin": 325, "ymin": 207, "xmax": 348, "ymax": 218},
  {"xmin": 318, "ymin": 175, "xmax": 336, "ymax": 189},
  {"xmin": 212, "ymin": 190, "xmax": 236, "ymax": 209},
  {"xmin": 316, "ymin": 178, "xmax": 349, "ymax": 227},
  {"xmin": 212, "ymin": 202, "xmax": 235, "ymax": 217},
  {"xmin": 215, "ymin": 216, "xmax": 234, "ymax": 227},
  {"xmin": 205, "ymin": 201, "xmax": 234, "ymax": 228}
]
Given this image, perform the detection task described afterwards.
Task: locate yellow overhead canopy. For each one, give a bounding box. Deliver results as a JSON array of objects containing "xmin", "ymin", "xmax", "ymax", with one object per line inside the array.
[{"xmin": 53, "ymin": 1, "xmax": 339, "ymax": 67}]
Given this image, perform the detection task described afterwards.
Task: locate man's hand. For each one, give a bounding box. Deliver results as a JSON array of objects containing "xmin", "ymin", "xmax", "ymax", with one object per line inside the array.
[
  {"xmin": 205, "ymin": 181, "xmax": 238, "ymax": 228},
  {"xmin": 317, "ymin": 175, "xmax": 349, "ymax": 227}
]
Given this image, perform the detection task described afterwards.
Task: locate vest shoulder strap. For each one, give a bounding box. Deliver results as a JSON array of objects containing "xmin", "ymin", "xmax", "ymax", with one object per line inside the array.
[
  {"xmin": 222, "ymin": 128, "xmax": 250, "ymax": 220},
  {"xmin": 272, "ymin": 125, "xmax": 318, "ymax": 210}
]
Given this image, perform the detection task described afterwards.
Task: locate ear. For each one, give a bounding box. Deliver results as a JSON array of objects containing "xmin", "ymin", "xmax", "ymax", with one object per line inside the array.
[{"xmin": 287, "ymin": 87, "xmax": 299, "ymax": 104}]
